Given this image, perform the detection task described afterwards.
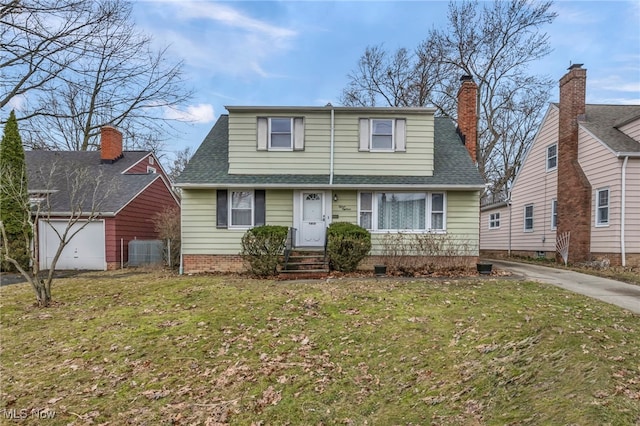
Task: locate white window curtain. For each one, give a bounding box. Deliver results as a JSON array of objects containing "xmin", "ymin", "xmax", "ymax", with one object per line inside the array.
[{"xmin": 377, "ymin": 192, "xmax": 426, "ymax": 230}]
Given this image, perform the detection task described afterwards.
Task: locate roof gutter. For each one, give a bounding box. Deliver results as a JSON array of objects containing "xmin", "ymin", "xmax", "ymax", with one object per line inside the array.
[{"xmin": 175, "ymin": 183, "xmax": 487, "ymax": 190}]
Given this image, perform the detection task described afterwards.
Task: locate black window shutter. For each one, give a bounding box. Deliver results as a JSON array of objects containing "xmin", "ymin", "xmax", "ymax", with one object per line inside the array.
[
  {"xmin": 255, "ymin": 190, "xmax": 266, "ymax": 226},
  {"xmin": 216, "ymin": 189, "xmax": 228, "ymax": 228}
]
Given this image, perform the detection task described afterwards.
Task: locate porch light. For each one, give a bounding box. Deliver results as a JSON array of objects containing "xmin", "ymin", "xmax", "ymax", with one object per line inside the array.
[{"xmin": 333, "ymin": 194, "xmax": 338, "ymax": 202}]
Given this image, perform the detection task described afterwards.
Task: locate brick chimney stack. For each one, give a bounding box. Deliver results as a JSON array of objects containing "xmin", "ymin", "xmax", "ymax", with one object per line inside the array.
[
  {"xmin": 457, "ymin": 75, "xmax": 478, "ymax": 163},
  {"xmin": 100, "ymin": 125, "xmax": 123, "ymax": 163},
  {"xmin": 557, "ymin": 64, "xmax": 592, "ymax": 264}
]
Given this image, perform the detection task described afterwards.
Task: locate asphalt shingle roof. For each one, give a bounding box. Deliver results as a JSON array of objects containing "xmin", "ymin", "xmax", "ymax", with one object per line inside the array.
[
  {"xmin": 177, "ymin": 114, "xmax": 485, "ymax": 188},
  {"xmin": 26, "ymin": 150, "xmax": 158, "ymax": 214},
  {"xmin": 580, "ymin": 104, "xmax": 640, "ymax": 154}
]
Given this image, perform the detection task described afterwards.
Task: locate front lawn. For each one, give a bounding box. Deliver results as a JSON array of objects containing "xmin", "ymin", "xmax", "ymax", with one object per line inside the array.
[{"xmin": 1, "ymin": 271, "xmax": 638, "ymax": 425}]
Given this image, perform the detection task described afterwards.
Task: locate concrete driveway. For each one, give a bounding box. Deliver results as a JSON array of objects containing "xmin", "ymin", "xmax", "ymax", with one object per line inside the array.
[{"xmin": 488, "ymin": 259, "xmax": 640, "ymax": 315}]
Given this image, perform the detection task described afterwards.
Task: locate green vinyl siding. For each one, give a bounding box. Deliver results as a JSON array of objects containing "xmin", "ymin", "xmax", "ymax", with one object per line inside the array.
[
  {"xmin": 227, "ymin": 110, "xmax": 434, "ymax": 177},
  {"xmin": 333, "ymin": 112, "xmax": 434, "ymax": 176},
  {"xmin": 228, "ymin": 112, "xmax": 330, "ymax": 175},
  {"xmin": 330, "ymin": 190, "xmax": 358, "ymax": 224},
  {"xmin": 182, "ymin": 188, "xmax": 295, "ymax": 255}
]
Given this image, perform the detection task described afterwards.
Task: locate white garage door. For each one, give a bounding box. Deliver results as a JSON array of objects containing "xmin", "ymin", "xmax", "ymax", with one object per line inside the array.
[{"xmin": 39, "ymin": 220, "xmax": 106, "ymax": 270}]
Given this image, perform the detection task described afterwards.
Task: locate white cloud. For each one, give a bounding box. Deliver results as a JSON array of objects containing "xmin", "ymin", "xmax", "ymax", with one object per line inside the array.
[
  {"xmin": 6, "ymin": 94, "xmax": 27, "ymax": 112},
  {"xmin": 134, "ymin": 1, "xmax": 298, "ymax": 79},
  {"xmin": 164, "ymin": 103, "xmax": 215, "ymax": 123}
]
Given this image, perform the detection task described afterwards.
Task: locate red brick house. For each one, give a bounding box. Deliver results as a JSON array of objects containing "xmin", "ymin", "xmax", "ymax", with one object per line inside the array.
[{"xmin": 26, "ymin": 126, "xmax": 179, "ymax": 270}]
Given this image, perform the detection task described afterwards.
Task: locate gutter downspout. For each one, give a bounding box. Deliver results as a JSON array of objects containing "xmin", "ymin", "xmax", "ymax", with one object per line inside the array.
[
  {"xmin": 621, "ymin": 156, "xmax": 628, "ymax": 267},
  {"xmin": 329, "ymin": 104, "xmax": 335, "ymax": 185},
  {"xmin": 508, "ymin": 196, "xmax": 512, "ymax": 257}
]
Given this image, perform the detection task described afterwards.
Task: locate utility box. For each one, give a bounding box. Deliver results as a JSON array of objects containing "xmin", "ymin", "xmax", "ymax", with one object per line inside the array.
[{"xmin": 128, "ymin": 240, "xmax": 163, "ymax": 267}]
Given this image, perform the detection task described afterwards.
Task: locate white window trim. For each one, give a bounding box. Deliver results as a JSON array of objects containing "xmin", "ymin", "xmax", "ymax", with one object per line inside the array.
[
  {"xmin": 357, "ymin": 191, "xmax": 447, "ymax": 233},
  {"xmin": 524, "ymin": 204, "xmax": 534, "ymax": 232},
  {"xmin": 370, "ymin": 119, "xmax": 395, "ymax": 152},
  {"xmin": 228, "ymin": 190, "xmax": 255, "ymax": 229},
  {"xmin": 148, "ymin": 156, "xmax": 155, "ymax": 165},
  {"xmin": 551, "ymin": 198, "xmax": 557, "ymax": 230},
  {"xmin": 595, "ymin": 188, "xmax": 610, "ymax": 227},
  {"xmin": 147, "ymin": 166, "xmax": 156, "ymax": 174},
  {"xmin": 489, "ymin": 212, "xmax": 500, "ymax": 229},
  {"xmin": 268, "ymin": 117, "xmax": 294, "ymax": 151},
  {"xmin": 546, "ymin": 143, "xmax": 557, "ymax": 171}
]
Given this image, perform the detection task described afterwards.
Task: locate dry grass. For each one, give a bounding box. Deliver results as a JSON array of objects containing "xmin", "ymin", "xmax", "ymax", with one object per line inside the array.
[{"xmin": 1, "ymin": 270, "xmax": 639, "ymax": 425}]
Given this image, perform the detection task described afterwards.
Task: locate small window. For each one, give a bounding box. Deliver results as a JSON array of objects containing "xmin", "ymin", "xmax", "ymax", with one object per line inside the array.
[
  {"xmin": 359, "ymin": 192, "xmax": 373, "ymax": 230},
  {"xmin": 524, "ymin": 204, "xmax": 534, "ymax": 232},
  {"xmin": 551, "ymin": 199, "xmax": 557, "ymax": 230},
  {"xmin": 489, "ymin": 212, "xmax": 500, "ymax": 229},
  {"xmin": 230, "ymin": 191, "xmax": 254, "ymax": 228},
  {"xmin": 269, "ymin": 118, "xmax": 293, "ymax": 149},
  {"xmin": 546, "ymin": 144, "xmax": 557, "ymax": 171},
  {"xmin": 149, "ymin": 156, "xmax": 155, "ymax": 165},
  {"xmin": 147, "ymin": 166, "xmax": 156, "ymax": 174},
  {"xmin": 371, "ymin": 119, "xmax": 394, "ymax": 150},
  {"xmin": 596, "ymin": 188, "xmax": 609, "ymax": 226},
  {"xmin": 431, "ymin": 193, "xmax": 444, "ymax": 230}
]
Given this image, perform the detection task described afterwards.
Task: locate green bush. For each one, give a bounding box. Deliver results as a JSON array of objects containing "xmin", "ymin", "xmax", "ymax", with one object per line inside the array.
[
  {"xmin": 326, "ymin": 222, "xmax": 371, "ymax": 272},
  {"xmin": 241, "ymin": 225, "xmax": 288, "ymax": 277}
]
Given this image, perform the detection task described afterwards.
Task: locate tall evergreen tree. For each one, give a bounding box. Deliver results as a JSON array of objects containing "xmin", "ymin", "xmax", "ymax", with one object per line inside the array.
[{"xmin": 0, "ymin": 110, "xmax": 31, "ymax": 270}]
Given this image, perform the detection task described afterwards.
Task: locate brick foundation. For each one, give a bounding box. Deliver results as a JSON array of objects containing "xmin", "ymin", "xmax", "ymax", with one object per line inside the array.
[
  {"xmin": 359, "ymin": 255, "xmax": 478, "ymax": 271},
  {"xmin": 182, "ymin": 254, "xmax": 245, "ymax": 273}
]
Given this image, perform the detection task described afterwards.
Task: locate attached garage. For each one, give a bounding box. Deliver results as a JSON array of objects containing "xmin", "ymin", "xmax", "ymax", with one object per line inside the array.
[{"xmin": 38, "ymin": 220, "xmax": 106, "ymax": 270}]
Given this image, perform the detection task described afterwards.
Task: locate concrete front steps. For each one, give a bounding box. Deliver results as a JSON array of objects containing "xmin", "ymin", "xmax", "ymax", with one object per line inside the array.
[{"xmin": 279, "ymin": 249, "xmax": 329, "ymax": 279}]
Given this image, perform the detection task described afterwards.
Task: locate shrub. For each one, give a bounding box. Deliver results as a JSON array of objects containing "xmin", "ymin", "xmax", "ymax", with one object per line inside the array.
[
  {"xmin": 326, "ymin": 222, "xmax": 371, "ymax": 272},
  {"xmin": 152, "ymin": 206, "xmax": 181, "ymax": 269},
  {"xmin": 241, "ymin": 225, "xmax": 289, "ymax": 277}
]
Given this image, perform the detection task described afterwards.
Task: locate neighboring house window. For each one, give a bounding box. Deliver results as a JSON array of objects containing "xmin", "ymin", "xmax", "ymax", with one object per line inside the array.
[
  {"xmin": 489, "ymin": 212, "xmax": 500, "ymax": 229},
  {"xmin": 551, "ymin": 199, "xmax": 557, "ymax": 230},
  {"xmin": 546, "ymin": 144, "xmax": 557, "ymax": 170},
  {"xmin": 358, "ymin": 191, "xmax": 445, "ymax": 231},
  {"xmin": 359, "ymin": 118, "xmax": 406, "ymax": 152},
  {"xmin": 257, "ymin": 117, "xmax": 304, "ymax": 151},
  {"xmin": 147, "ymin": 166, "xmax": 156, "ymax": 173},
  {"xmin": 596, "ymin": 188, "xmax": 609, "ymax": 226},
  {"xmin": 149, "ymin": 156, "xmax": 155, "ymax": 165},
  {"xmin": 524, "ymin": 204, "xmax": 534, "ymax": 232},
  {"xmin": 216, "ymin": 190, "xmax": 266, "ymax": 229}
]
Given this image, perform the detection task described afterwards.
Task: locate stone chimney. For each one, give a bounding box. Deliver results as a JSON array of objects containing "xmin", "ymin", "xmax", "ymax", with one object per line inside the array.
[
  {"xmin": 100, "ymin": 125, "xmax": 123, "ymax": 163},
  {"xmin": 556, "ymin": 64, "xmax": 591, "ymax": 264},
  {"xmin": 456, "ymin": 75, "xmax": 478, "ymax": 163}
]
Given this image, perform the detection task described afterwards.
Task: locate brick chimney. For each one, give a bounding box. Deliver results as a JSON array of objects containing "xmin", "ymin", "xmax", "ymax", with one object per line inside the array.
[
  {"xmin": 457, "ymin": 75, "xmax": 478, "ymax": 163},
  {"xmin": 100, "ymin": 125, "xmax": 123, "ymax": 163},
  {"xmin": 556, "ymin": 64, "xmax": 591, "ymax": 264}
]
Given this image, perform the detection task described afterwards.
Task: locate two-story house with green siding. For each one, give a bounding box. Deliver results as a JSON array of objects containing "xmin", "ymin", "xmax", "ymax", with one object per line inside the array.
[{"xmin": 176, "ymin": 77, "xmax": 485, "ymax": 273}]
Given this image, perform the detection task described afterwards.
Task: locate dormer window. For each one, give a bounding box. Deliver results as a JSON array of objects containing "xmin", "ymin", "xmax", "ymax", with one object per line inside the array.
[
  {"xmin": 371, "ymin": 119, "xmax": 393, "ymax": 150},
  {"xmin": 147, "ymin": 166, "xmax": 156, "ymax": 174},
  {"xmin": 269, "ymin": 118, "xmax": 293, "ymax": 149},
  {"xmin": 359, "ymin": 118, "xmax": 406, "ymax": 152},
  {"xmin": 257, "ymin": 117, "xmax": 305, "ymax": 151}
]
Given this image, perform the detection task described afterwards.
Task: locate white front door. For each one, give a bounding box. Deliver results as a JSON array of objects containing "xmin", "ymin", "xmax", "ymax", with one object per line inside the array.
[{"xmin": 299, "ymin": 192, "xmax": 326, "ymax": 246}]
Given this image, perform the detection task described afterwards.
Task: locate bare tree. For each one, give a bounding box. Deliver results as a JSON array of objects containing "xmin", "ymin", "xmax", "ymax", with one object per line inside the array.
[
  {"xmin": 167, "ymin": 146, "xmax": 192, "ymax": 183},
  {"xmin": 341, "ymin": 0, "xmax": 557, "ymax": 197},
  {"xmin": 0, "ymin": 161, "xmax": 116, "ymax": 307},
  {"xmin": 1, "ymin": 0, "xmax": 192, "ymax": 151}
]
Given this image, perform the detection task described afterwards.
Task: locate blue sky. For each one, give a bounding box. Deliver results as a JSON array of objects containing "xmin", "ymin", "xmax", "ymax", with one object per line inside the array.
[{"xmin": 131, "ymin": 0, "xmax": 640, "ymax": 160}]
